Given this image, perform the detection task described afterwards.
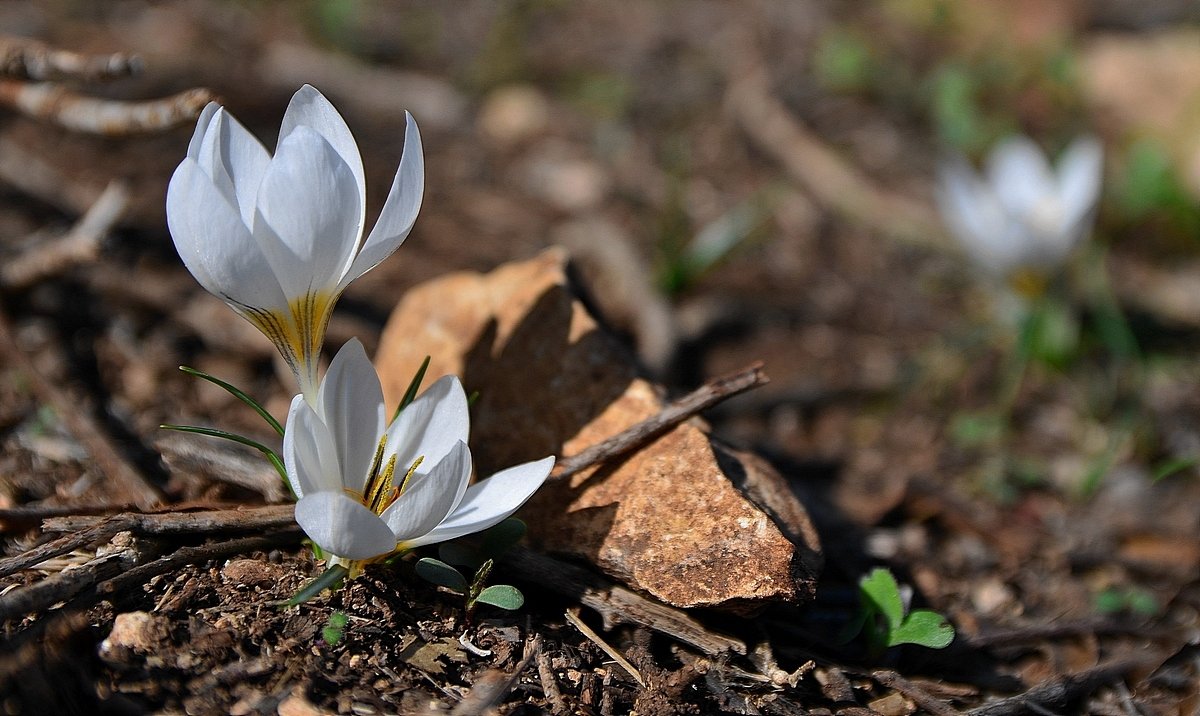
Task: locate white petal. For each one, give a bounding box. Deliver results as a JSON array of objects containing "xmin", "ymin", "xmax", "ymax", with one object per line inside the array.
[
  {"xmin": 1055, "ymin": 135, "xmax": 1103, "ymax": 229},
  {"xmin": 295, "ymin": 492, "xmax": 397, "ymax": 560},
  {"xmin": 199, "ymin": 109, "xmax": 271, "ymax": 227},
  {"xmin": 385, "ymin": 375, "xmax": 469, "ymax": 475},
  {"xmin": 186, "ymin": 102, "xmax": 220, "ymax": 160},
  {"xmin": 341, "ymin": 112, "xmax": 424, "ymax": 289},
  {"xmin": 404, "ymin": 456, "xmax": 554, "ymax": 548},
  {"xmin": 278, "ymin": 85, "xmax": 366, "ymax": 242},
  {"xmin": 936, "ymin": 159, "xmax": 1021, "ymax": 274},
  {"xmin": 317, "ymin": 339, "xmax": 386, "ymax": 494},
  {"xmin": 254, "ymin": 127, "xmax": 362, "ymax": 297},
  {"xmin": 381, "ymin": 441, "xmax": 471, "ymax": 542},
  {"xmin": 166, "ymin": 159, "xmax": 289, "ymax": 312},
  {"xmin": 283, "ymin": 394, "xmax": 343, "ymax": 497},
  {"xmin": 986, "ymin": 135, "xmax": 1057, "ymax": 218}
]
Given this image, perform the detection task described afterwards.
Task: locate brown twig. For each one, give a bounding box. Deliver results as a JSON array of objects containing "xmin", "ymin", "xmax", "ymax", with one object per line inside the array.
[
  {"xmin": 450, "ymin": 634, "xmax": 542, "ymax": 715},
  {"xmin": 0, "ymin": 532, "xmax": 147, "ymax": 622},
  {"xmin": 501, "ymin": 546, "xmax": 746, "ymax": 657},
  {"xmin": 553, "ymin": 362, "xmax": 768, "ymax": 481},
  {"xmin": 536, "ymin": 647, "xmax": 568, "ymax": 714},
  {"xmin": 0, "ymin": 505, "xmax": 293, "ymax": 578},
  {"xmin": 0, "ymin": 80, "xmax": 214, "ymax": 135},
  {"xmin": 1, "ymin": 180, "xmax": 129, "ymax": 289},
  {"xmin": 720, "ymin": 34, "xmax": 941, "ymax": 249},
  {"xmin": 0, "ymin": 302, "xmax": 164, "ymax": 510},
  {"xmin": 965, "ymin": 656, "xmax": 1159, "ymax": 716},
  {"xmin": 0, "ymin": 36, "xmax": 139, "ymax": 81},
  {"xmin": 0, "ymin": 502, "xmax": 134, "ymax": 533},
  {"xmin": 566, "ymin": 608, "xmax": 645, "ymax": 688},
  {"xmin": 873, "ymin": 670, "xmax": 962, "ymax": 716},
  {"xmin": 0, "ymin": 135, "xmax": 103, "ymax": 214}
]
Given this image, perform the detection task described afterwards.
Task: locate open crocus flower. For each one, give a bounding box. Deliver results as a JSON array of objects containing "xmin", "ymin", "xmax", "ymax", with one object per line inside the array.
[
  {"xmin": 936, "ymin": 134, "xmax": 1103, "ymax": 292},
  {"xmin": 282, "ymin": 339, "xmax": 554, "ymax": 573},
  {"xmin": 166, "ymin": 85, "xmax": 423, "ymax": 400}
]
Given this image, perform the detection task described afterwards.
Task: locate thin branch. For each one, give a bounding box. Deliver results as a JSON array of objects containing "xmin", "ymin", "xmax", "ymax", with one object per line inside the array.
[
  {"xmin": 0, "ymin": 301, "xmax": 164, "ymax": 510},
  {"xmin": 553, "ymin": 362, "xmax": 768, "ymax": 481},
  {"xmin": 0, "ymin": 534, "xmax": 147, "ymax": 622},
  {"xmin": 873, "ymin": 670, "xmax": 962, "ymax": 716},
  {"xmin": 0, "ymin": 80, "xmax": 215, "ymax": 135},
  {"xmin": 501, "ymin": 546, "xmax": 746, "ymax": 657},
  {"xmin": 450, "ymin": 635, "xmax": 542, "ymax": 716},
  {"xmin": 565, "ymin": 608, "xmax": 644, "ymax": 688},
  {"xmin": 966, "ymin": 656, "xmax": 1160, "ymax": 716},
  {"xmin": 1, "ymin": 180, "xmax": 129, "ymax": 289},
  {"xmin": 0, "ymin": 36, "xmax": 140, "ymax": 81},
  {"xmin": 1, "ymin": 505, "xmax": 293, "ymax": 578}
]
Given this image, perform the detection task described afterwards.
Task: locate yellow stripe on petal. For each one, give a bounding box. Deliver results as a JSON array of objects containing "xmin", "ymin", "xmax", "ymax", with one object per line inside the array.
[{"xmin": 229, "ymin": 289, "xmax": 337, "ymax": 399}]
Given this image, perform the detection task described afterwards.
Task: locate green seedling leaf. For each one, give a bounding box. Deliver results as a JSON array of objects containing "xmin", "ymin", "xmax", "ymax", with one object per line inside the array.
[
  {"xmin": 415, "ymin": 558, "xmax": 469, "ymax": 593},
  {"xmin": 283, "ymin": 563, "xmax": 349, "ymax": 607},
  {"xmin": 473, "ymin": 584, "xmax": 524, "ymax": 610},
  {"xmin": 1151, "ymin": 456, "xmax": 1197, "ymax": 482},
  {"xmin": 179, "ymin": 365, "xmax": 283, "ymax": 436},
  {"xmin": 322, "ymin": 611, "xmax": 349, "ymax": 645},
  {"xmin": 391, "ymin": 355, "xmax": 431, "ymax": 423},
  {"xmin": 888, "ymin": 609, "xmax": 955, "ymax": 649},
  {"xmin": 859, "ymin": 568, "xmax": 905, "ymax": 630},
  {"xmin": 160, "ymin": 424, "xmax": 288, "ymax": 484}
]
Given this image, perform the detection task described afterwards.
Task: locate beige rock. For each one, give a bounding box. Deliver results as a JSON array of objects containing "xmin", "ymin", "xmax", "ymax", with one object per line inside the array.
[
  {"xmin": 376, "ymin": 249, "xmax": 820, "ymax": 608},
  {"xmin": 100, "ymin": 611, "xmax": 169, "ymax": 658}
]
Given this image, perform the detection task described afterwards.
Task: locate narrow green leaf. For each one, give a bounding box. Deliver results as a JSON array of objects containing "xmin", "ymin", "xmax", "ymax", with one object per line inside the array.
[
  {"xmin": 888, "ymin": 610, "xmax": 955, "ymax": 649},
  {"xmin": 473, "ymin": 584, "xmax": 524, "ymax": 610},
  {"xmin": 179, "ymin": 365, "xmax": 283, "ymax": 436},
  {"xmin": 859, "ymin": 568, "xmax": 905, "ymax": 631},
  {"xmin": 415, "ymin": 557, "xmax": 468, "ymax": 593},
  {"xmin": 391, "ymin": 355, "xmax": 431, "ymax": 423},
  {"xmin": 282, "ymin": 564, "xmax": 349, "ymax": 607},
  {"xmin": 1152, "ymin": 456, "xmax": 1197, "ymax": 482},
  {"xmin": 160, "ymin": 424, "xmax": 288, "ymax": 483}
]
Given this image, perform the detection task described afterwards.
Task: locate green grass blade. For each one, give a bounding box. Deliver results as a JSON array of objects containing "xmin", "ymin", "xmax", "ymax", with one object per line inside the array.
[
  {"xmin": 160, "ymin": 424, "xmax": 288, "ymax": 484},
  {"xmin": 179, "ymin": 365, "xmax": 284, "ymax": 436},
  {"xmin": 282, "ymin": 564, "xmax": 350, "ymax": 607},
  {"xmin": 391, "ymin": 356, "xmax": 431, "ymax": 423}
]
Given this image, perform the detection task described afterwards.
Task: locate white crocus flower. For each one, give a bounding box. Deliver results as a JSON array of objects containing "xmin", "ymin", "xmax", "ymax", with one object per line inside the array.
[
  {"xmin": 282, "ymin": 339, "xmax": 554, "ymax": 574},
  {"xmin": 166, "ymin": 85, "xmax": 423, "ymax": 400},
  {"xmin": 936, "ymin": 134, "xmax": 1103, "ymax": 292}
]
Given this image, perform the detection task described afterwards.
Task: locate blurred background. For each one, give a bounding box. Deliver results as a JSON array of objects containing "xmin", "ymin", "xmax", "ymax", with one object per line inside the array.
[{"xmin": 1, "ymin": 0, "xmax": 1199, "ymax": 673}]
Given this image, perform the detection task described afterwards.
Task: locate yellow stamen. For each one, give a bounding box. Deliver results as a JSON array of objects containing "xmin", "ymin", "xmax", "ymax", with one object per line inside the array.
[{"xmin": 1009, "ymin": 268, "xmax": 1048, "ymax": 300}]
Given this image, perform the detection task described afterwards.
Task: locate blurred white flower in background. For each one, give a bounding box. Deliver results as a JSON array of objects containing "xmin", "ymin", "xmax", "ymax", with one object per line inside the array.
[
  {"xmin": 936, "ymin": 134, "xmax": 1104, "ymax": 292},
  {"xmin": 166, "ymin": 85, "xmax": 424, "ymax": 401},
  {"xmin": 282, "ymin": 339, "xmax": 554, "ymax": 573}
]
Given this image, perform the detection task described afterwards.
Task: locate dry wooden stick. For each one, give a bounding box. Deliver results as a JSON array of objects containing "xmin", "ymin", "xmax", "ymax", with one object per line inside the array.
[
  {"xmin": 0, "ymin": 135, "xmax": 104, "ymax": 214},
  {"xmin": 450, "ymin": 634, "xmax": 542, "ymax": 716},
  {"xmin": 0, "ymin": 533, "xmax": 147, "ymax": 622},
  {"xmin": 566, "ymin": 608, "xmax": 645, "ymax": 688},
  {"xmin": 720, "ymin": 33, "xmax": 941, "ymax": 249},
  {"xmin": 0, "ymin": 302, "xmax": 164, "ymax": 510},
  {"xmin": 93, "ymin": 530, "xmax": 301, "ymax": 601},
  {"xmin": 965, "ymin": 655, "xmax": 1159, "ymax": 716},
  {"xmin": 554, "ymin": 362, "xmax": 767, "ymax": 481},
  {"xmin": 0, "ymin": 36, "xmax": 139, "ymax": 81},
  {"xmin": 0, "ymin": 505, "xmax": 293, "ymax": 578},
  {"xmin": 1, "ymin": 180, "xmax": 129, "ymax": 289},
  {"xmin": 502, "ymin": 546, "xmax": 746, "ymax": 657},
  {"xmin": 536, "ymin": 647, "xmax": 568, "ymax": 714},
  {"xmin": 0, "ymin": 80, "xmax": 214, "ymax": 135},
  {"xmin": 873, "ymin": 670, "xmax": 962, "ymax": 716}
]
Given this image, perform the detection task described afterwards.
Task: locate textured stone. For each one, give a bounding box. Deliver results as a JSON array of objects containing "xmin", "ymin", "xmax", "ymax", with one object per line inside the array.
[{"xmin": 376, "ymin": 249, "xmax": 820, "ymax": 608}]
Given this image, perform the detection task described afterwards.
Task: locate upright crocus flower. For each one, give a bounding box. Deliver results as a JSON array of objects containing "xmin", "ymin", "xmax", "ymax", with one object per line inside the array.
[
  {"xmin": 282, "ymin": 339, "xmax": 554, "ymax": 574},
  {"xmin": 166, "ymin": 85, "xmax": 423, "ymax": 400},
  {"xmin": 936, "ymin": 134, "xmax": 1103, "ymax": 291}
]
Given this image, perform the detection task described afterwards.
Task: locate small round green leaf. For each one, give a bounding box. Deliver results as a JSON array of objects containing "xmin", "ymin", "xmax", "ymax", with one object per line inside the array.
[
  {"xmin": 859, "ymin": 568, "xmax": 905, "ymax": 630},
  {"xmin": 474, "ymin": 584, "xmax": 524, "ymax": 611},
  {"xmin": 888, "ymin": 609, "xmax": 955, "ymax": 649},
  {"xmin": 415, "ymin": 557, "xmax": 468, "ymax": 593}
]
